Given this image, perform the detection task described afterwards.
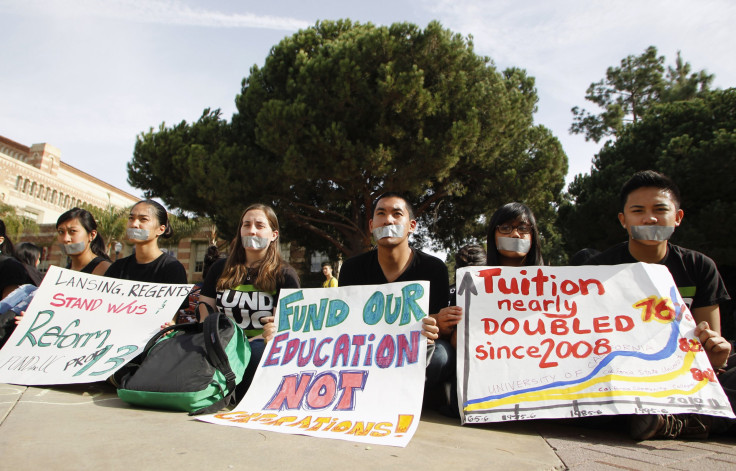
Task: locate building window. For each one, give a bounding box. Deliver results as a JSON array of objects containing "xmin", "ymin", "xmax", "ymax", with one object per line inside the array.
[
  {"xmin": 192, "ymin": 243, "xmax": 208, "ymax": 272},
  {"xmin": 15, "ymin": 176, "xmax": 22, "ymax": 190}
]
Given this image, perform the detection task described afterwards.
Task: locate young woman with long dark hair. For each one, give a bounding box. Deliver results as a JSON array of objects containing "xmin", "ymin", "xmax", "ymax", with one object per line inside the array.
[
  {"xmin": 56, "ymin": 207, "xmax": 111, "ymax": 275},
  {"xmin": 198, "ymin": 203, "xmax": 299, "ymax": 399}
]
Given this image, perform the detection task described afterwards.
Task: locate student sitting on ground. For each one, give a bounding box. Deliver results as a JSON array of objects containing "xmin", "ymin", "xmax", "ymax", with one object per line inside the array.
[{"xmin": 588, "ymin": 170, "xmax": 732, "ymax": 439}]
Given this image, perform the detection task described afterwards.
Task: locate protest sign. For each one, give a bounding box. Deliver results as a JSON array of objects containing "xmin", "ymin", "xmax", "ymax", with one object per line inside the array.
[
  {"xmin": 198, "ymin": 281, "xmax": 429, "ymax": 447},
  {"xmin": 0, "ymin": 266, "xmax": 192, "ymax": 385},
  {"xmin": 456, "ymin": 263, "xmax": 735, "ymax": 424}
]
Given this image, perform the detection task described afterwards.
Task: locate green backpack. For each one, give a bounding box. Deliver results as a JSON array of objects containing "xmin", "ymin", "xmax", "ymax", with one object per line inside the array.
[{"xmin": 116, "ymin": 308, "xmax": 250, "ymax": 415}]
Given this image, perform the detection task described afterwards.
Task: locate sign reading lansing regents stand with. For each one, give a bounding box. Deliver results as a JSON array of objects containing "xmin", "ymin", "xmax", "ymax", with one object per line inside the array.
[
  {"xmin": 456, "ymin": 263, "xmax": 735, "ymax": 424},
  {"xmin": 0, "ymin": 266, "xmax": 192, "ymax": 385}
]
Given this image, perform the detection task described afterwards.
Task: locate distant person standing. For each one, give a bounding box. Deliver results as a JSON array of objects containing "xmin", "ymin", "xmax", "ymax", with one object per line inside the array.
[{"xmin": 321, "ymin": 261, "xmax": 338, "ymax": 288}]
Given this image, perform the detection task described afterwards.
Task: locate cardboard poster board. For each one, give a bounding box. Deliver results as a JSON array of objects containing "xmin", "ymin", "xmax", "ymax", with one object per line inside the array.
[
  {"xmin": 456, "ymin": 263, "xmax": 735, "ymax": 424},
  {"xmin": 198, "ymin": 281, "xmax": 429, "ymax": 447},
  {"xmin": 0, "ymin": 266, "xmax": 192, "ymax": 385}
]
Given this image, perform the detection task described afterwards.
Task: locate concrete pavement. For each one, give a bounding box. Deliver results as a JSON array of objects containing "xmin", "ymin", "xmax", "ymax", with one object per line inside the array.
[{"xmin": 1, "ymin": 382, "xmax": 735, "ymax": 470}]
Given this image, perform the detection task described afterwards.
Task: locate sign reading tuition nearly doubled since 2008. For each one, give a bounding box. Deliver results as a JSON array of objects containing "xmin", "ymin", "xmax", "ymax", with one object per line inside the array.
[
  {"xmin": 0, "ymin": 266, "xmax": 192, "ymax": 385},
  {"xmin": 456, "ymin": 263, "xmax": 735, "ymax": 424},
  {"xmin": 198, "ymin": 281, "xmax": 429, "ymax": 448}
]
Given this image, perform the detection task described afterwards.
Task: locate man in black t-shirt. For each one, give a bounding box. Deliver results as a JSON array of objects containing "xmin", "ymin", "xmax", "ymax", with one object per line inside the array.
[
  {"xmin": 589, "ymin": 170, "xmax": 730, "ymax": 333},
  {"xmin": 339, "ymin": 192, "xmax": 458, "ymax": 407},
  {"xmin": 589, "ymin": 170, "xmax": 732, "ymax": 440}
]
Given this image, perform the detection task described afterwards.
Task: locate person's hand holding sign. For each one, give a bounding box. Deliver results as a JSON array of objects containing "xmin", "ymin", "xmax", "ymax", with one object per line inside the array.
[
  {"xmin": 432, "ymin": 306, "xmax": 462, "ymax": 338},
  {"xmin": 694, "ymin": 321, "xmax": 731, "ymax": 369}
]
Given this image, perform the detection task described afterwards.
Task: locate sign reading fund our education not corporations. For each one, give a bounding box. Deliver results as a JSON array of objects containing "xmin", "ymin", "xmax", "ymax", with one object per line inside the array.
[
  {"xmin": 456, "ymin": 263, "xmax": 735, "ymax": 424},
  {"xmin": 198, "ymin": 282, "xmax": 429, "ymax": 448},
  {"xmin": 0, "ymin": 266, "xmax": 192, "ymax": 385}
]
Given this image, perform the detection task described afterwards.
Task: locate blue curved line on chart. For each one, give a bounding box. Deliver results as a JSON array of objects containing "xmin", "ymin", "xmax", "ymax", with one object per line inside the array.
[{"xmin": 466, "ymin": 289, "xmax": 685, "ymax": 406}]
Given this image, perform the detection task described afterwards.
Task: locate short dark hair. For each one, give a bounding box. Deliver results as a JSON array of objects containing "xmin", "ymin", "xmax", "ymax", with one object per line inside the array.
[
  {"xmin": 321, "ymin": 261, "xmax": 333, "ymax": 269},
  {"xmin": 620, "ymin": 170, "xmax": 681, "ymax": 211},
  {"xmin": 486, "ymin": 202, "xmax": 544, "ymax": 266},
  {"xmin": 454, "ymin": 244, "xmax": 487, "ymax": 268},
  {"xmin": 372, "ymin": 192, "xmax": 415, "ymax": 220}
]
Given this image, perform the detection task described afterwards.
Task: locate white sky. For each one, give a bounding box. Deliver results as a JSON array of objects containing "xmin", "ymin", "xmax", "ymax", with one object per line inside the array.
[{"xmin": 1, "ymin": 0, "xmax": 734, "ymax": 199}]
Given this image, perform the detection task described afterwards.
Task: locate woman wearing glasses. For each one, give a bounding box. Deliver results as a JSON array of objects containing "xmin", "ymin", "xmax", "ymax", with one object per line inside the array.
[{"xmin": 486, "ymin": 202, "xmax": 544, "ymax": 266}]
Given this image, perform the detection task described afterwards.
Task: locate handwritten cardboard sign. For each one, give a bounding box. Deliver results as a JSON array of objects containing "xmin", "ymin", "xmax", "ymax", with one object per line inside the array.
[
  {"xmin": 198, "ymin": 281, "xmax": 429, "ymax": 447},
  {"xmin": 0, "ymin": 266, "xmax": 192, "ymax": 385},
  {"xmin": 456, "ymin": 263, "xmax": 735, "ymax": 424}
]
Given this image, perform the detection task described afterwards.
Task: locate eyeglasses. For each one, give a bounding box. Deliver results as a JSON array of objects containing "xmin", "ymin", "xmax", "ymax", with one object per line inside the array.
[{"xmin": 497, "ymin": 223, "xmax": 532, "ymax": 234}]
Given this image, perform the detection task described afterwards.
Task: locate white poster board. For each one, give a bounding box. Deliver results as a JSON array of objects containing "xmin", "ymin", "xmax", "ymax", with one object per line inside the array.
[
  {"xmin": 199, "ymin": 281, "xmax": 429, "ymax": 447},
  {"xmin": 0, "ymin": 266, "xmax": 192, "ymax": 385},
  {"xmin": 456, "ymin": 263, "xmax": 735, "ymax": 424}
]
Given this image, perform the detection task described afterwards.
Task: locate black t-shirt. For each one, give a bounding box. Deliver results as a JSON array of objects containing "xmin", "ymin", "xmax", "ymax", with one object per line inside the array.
[
  {"xmin": 81, "ymin": 256, "xmax": 108, "ymax": 274},
  {"xmin": 0, "ymin": 255, "xmax": 34, "ymax": 295},
  {"xmin": 588, "ymin": 242, "xmax": 731, "ymax": 309},
  {"xmin": 201, "ymin": 258, "xmax": 300, "ymax": 337},
  {"xmin": 338, "ymin": 248, "xmax": 449, "ymax": 315},
  {"xmin": 105, "ymin": 252, "xmax": 187, "ymax": 284}
]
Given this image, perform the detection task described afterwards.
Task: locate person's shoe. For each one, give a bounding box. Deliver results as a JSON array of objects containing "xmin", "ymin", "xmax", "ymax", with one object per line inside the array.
[{"xmin": 629, "ymin": 414, "xmax": 711, "ymax": 440}]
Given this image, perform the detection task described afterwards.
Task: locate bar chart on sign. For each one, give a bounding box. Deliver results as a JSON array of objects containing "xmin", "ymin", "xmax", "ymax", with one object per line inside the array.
[{"xmin": 454, "ymin": 264, "xmax": 736, "ymax": 424}]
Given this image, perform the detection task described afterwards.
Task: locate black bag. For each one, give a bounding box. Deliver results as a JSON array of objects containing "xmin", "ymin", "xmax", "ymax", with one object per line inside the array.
[{"xmin": 116, "ymin": 307, "xmax": 250, "ymax": 415}]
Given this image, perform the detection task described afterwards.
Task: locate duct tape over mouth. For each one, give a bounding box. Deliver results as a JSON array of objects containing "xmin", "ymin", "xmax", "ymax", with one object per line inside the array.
[
  {"xmin": 126, "ymin": 228, "xmax": 150, "ymax": 241},
  {"xmin": 242, "ymin": 235, "xmax": 271, "ymax": 250},
  {"xmin": 497, "ymin": 237, "xmax": 531, "ymax": 254},
  {"xmin": 59, "ymin": 242, "xmax": 86, "ymax": 255},
  {"xmin": 630, "ymin": 225, "xmax": 675, "ymax": 241},
  {"xmin": 372, "ymin": 224, "xmax": 405, "ymax": 240}
]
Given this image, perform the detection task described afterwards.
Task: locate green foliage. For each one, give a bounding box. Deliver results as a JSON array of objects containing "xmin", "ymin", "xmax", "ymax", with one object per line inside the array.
[
  {"xmin": 160, "ymin": 214, "xmax": 211, "ymax": 248},
  {"xmin": 559, "ymin": 89, "xmax": 736, "ymax": 265},
  {"xmin": 0, "ymin": 202, "xmax": 39, "ymax": 241},
  {"xmin": 128, "ymin": 20, "xmax": 567, "ymax": 257},
  {"xmin": 86, "ymin": 201, "xmax": 128, "ymax": 255},
  {"xmin": 571, "ymin": 46, "xmax": 713, "ymax": 142}
]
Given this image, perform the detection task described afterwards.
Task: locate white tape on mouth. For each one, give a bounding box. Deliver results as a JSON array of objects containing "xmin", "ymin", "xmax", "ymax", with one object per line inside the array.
[
  {"xmin": 497, "ymin": 237, "xmax": 531, "ymax": 254},
  {"xmin": 372, "ymin": 224, "xmax": 405, "ymax": 240},
  {"xmin": 630, "ymin": 226, "xmax": 674, "ymax": 241},
  {"xmin": 126, "ymin": 228, "xmax": 149, "ymax": 241},
  {"xmin": 59, "ymin": 242, "xmax": 86, "ymax": 255},
  {"xmin": 242, "ymin": 235, "xmax": 271, "ymax": 249}
]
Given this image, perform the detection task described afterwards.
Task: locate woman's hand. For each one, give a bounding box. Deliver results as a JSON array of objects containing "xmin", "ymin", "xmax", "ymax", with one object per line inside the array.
[
  {"xmin": 14, "ymin": 311, "xmax": 25, "ymax": 325},
  {"xmin": 261, "ymin": 316, "xmax": 276, "ymax": 344}
]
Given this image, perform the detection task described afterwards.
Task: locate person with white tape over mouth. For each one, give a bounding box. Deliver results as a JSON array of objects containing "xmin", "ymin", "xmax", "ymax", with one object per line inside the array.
[
  {"xmin": 588, "ymin": 170, "xmax": 729, "ymax": 334},
  {"xmin": 56, "ymin": 207, "xmax": 111, "ymax": 276},
  {"xmin": 105, "ymin": 199, "xmax": 187, "ymax": 285},
  {"xmin": 200, "ymin": 203, "xmax": 300, "ymax": 400},
  {"xmin": 486, "ymin": 202, "xmax": 544, "ymax": 267},
  {"xmin": 588, "ymin": 171, "xmax": 732, "ymax": 441}
]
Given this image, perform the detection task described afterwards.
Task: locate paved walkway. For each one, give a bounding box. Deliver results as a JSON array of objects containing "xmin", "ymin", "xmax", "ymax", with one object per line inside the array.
[{"xmin": 1, "ymin": 383, "xmax": 734, "ymax": 470}]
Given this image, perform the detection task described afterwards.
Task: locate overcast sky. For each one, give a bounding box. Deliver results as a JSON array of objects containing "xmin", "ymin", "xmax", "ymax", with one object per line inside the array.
[{"xmin": 1, "ymin": 0, "xmax": 734, "ymax": 199}]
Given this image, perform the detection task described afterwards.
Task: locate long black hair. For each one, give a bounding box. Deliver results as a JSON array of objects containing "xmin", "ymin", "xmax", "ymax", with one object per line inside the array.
[
  {"xmin": 486, "ymin": 202, "xmax": 543, "ymax": 266},
  {"xmin": 57, "ymin": 207, "xmax": 110, "ymax": 260},
  {"xmin": 0, "ymin": 219, "xmax": 16, "ymax": 257}
]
